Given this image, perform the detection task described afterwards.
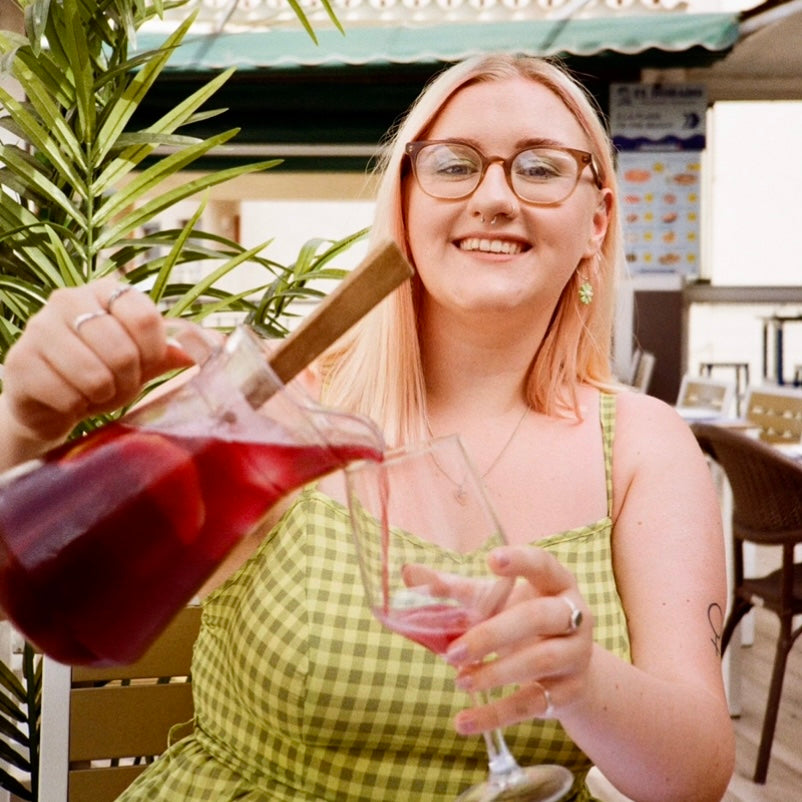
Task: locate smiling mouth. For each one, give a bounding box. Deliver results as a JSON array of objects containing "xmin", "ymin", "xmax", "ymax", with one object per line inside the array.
[{"xmin": 457, "ymin": 238, "xmax": 525, "ymax": 255}]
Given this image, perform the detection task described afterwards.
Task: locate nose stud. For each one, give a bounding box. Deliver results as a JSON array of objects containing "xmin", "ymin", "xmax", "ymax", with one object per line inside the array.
[{"xmin": 480, "ymin": 214, "xmax": 499, "ymax": 226}]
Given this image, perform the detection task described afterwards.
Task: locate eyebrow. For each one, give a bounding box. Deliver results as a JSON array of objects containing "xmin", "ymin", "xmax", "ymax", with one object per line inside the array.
[
  {"xmin": 449, "ymin": 136, "xmax": 587, "ymax": 153},
  {"xmin": 515, "ymin": 136, "xmax": 579, "ymax": 151}
]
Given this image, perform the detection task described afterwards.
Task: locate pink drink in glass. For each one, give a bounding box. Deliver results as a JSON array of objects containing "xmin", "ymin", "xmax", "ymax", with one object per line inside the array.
[{"xmin": 375, "ymin": 605, "xmax": 472, "ymax": 655}]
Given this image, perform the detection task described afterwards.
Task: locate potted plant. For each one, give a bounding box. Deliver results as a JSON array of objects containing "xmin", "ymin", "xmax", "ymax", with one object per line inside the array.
[{"xmin": 0, "ymin": 0, "xmax": 361, "ymax": 796}]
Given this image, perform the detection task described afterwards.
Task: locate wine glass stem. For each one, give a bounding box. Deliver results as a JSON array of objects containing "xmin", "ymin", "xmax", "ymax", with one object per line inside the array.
[{"xmin": 471, "ymin": 692, "xmax": 522, "ymax": 780}]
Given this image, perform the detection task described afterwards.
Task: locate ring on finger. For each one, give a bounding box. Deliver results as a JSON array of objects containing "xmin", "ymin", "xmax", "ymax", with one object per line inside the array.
[
  {"xmin": 561, "ymin": 596, "xmax": 583, "ymax": 634},
  {"xmin": 73, "ymin": 309, "xmax": 108, "ymax": 334},
  {"xmin": 534, "ymin": 682, "xmax": 555, "ymax": 719},
  {"xmin": 106, "ymin": 284, "xmax": 132, "ymax": 311}
]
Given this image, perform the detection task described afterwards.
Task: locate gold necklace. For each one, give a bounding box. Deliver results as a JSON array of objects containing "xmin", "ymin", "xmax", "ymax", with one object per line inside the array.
[{"xmin": 426, "ymin": 406, "xmax": 530, "ymax": 505}]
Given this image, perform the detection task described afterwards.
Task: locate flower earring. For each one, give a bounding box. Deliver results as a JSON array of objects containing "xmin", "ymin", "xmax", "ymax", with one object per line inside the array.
[{"xmin": 578, "ymin": 278, "xmax": 594, "ymax": 305}]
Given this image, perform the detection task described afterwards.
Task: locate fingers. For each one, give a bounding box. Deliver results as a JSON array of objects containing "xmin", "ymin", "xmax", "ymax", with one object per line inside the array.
[
  {"xmin": 448, "ymin": 595, "xmax": 590, "ymax": 691},
  {"xmin": 2, "ymin": 279, "xmax": 193, "ymax": 446},
  {"xmin": 444, "ymin": 546, "xmax": 594, "ymax": 732},
  {"xmin": 489, "ymin": 545, "xmax": 576, "ymax": 597},
  {"xmin": 66, "ymin": 278, "xmax": 175, "ymax": 388},
  {"xmin": 445, "ymin": 547, "xmax": 591, "ymax": 664},
  {"xmin": 455, "ymin": 682, "xmax": 562, "ymax": 735},
  {"xmin": 401, "ymin": 564, "xmax": 514, "ymax": 620}
]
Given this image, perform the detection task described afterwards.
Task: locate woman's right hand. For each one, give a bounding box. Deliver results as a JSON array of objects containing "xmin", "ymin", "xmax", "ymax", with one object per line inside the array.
[{"xmin": 0, "ymin": 278, "xmax": 194, "ymax": 466}]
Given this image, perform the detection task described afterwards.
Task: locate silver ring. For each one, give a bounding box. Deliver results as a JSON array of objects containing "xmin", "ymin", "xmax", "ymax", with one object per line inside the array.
[
  {"xmin": 535, "ymin": 682, "xmax": 555, "ymax": 719},
  {"xmin": 562, "ymin": 596, "xmax": 583, "ymax": 634},
  {"xmin": 73, "ymin": 309, "xmax": 108, "ymax": 334},
  {"xmin": 106, "ymin": 284, "xmax": 132, "ymax": 311}
]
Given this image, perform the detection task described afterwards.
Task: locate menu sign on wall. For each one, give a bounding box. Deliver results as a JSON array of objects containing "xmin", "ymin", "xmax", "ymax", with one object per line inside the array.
[{"xmin": 610, "ymin": 84, "xmax": 707, "ymax": 277}]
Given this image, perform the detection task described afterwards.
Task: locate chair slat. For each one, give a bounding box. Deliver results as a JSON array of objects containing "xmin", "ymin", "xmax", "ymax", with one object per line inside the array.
[
  {"xmin": 69, "ymin": 682, "xmax": 194, "ymax": 760},
  {"xmin": 68, "ymin": 763, "xmax": 147, "ymax": 802}
]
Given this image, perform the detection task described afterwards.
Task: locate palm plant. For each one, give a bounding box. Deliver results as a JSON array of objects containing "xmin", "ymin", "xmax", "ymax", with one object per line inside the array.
[
  {"xmin": 0, "ymin": 0, "xmax": 348, "ymax": 365},
  {"xmin": 0, "ymin": 0, "xmax": 366, "ymax": 797},
  {"xmin": 0, "ymin": 643, "xmax": 39, "ymax": 800}
]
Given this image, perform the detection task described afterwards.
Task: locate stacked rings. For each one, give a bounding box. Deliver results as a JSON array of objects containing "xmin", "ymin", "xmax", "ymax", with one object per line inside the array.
[{"xmin": 72, "ymin": 284, "xmax": 132, "ymax": 334}]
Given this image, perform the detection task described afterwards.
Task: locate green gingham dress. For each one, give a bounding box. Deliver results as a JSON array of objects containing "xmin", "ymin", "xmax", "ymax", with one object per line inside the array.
[{"xmin": 117, "ymin": 393, "xmax": 629, "ymax": 802}]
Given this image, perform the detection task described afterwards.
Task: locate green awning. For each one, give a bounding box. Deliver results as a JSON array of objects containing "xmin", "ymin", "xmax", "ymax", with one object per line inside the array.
[{"xmin": 135, "ymin": 13, "xmax": 739, "ymax": 72}]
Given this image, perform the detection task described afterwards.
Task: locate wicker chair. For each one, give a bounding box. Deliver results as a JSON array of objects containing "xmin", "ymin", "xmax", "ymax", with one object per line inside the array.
[{"xmin": 691, "ymin": 423, "xmax": 802, "ymax": 784}]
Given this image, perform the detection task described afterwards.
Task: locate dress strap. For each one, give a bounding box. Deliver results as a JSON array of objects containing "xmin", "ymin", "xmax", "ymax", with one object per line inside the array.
[{"xmin": 599, "ymin": 393, "xmax": 616, "ymax": 519}]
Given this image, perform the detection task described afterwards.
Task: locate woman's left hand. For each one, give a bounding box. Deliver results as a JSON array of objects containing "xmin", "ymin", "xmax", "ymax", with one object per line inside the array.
[{"xmin": 443, "ymin": 545, "xmax": 593, "ymax": 735}]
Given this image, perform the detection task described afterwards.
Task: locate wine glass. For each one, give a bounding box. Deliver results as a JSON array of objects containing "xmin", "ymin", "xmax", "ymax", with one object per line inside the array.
[{"xmin": 345, "ymin": 434, "xmax": 574, "ymax": 802}]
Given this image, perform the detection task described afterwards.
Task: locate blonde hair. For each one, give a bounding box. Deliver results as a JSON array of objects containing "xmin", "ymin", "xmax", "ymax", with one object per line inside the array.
[{"xmin": 320, "ymin": 54, "xmax": 624, "ymax": 446}]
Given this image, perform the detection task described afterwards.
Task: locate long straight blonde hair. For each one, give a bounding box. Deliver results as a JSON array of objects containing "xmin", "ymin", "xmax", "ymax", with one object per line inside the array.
[{"xmin": 320, "ymin": 54, "xmax": 624, "ymax": 447}]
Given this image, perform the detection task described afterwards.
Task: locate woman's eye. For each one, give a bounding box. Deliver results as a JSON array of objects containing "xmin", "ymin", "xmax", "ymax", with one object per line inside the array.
[
  {"xmin": 435, "ymin": 157, "xmax": 477, "ymax": 178},
  {"xmin": 516, "ymin": 150, "xmax": 575, "ymax": 182},
  {"xmin": 516, "ymin": 157, "xmax": 559, "ymax": 181}
]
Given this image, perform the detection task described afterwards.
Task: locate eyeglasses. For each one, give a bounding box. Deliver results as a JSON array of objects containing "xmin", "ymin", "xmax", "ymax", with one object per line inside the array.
[{"xmin": 405, "ymin": 139, "xmax": 602, "ymax": 206}]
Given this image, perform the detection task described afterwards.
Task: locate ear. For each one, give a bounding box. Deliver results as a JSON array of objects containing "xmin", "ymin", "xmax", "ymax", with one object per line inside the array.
[{"xmin": 582, "ymin": 188, "xmax": 613, "ymax": 261}]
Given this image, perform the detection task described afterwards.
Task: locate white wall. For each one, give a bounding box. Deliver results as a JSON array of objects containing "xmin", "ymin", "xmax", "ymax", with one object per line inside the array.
[
  {"xmin": 238, "ymin": 199, "xmax": 374, "ymax": 269},
  {"xmin": 708, "ymin": 101, "xmax": 802, "ymax": 287}
]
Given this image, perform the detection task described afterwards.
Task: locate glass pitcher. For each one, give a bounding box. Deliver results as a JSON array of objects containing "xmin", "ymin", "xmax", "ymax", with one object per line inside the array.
[{"xmin": 0, "ymin": 324, "xmax": 384, "ymax": 666}]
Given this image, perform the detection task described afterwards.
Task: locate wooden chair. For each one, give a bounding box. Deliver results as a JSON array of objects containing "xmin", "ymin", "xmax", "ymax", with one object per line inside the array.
[
  {"xmin": 38, "ymin": 605, "xmax": 201, "ymax": 802},
  {"xmin": 691, "ymin": 423, "xmax": 802, "ymax": 784},
  {"xmin": 675, "ymin": 373, "xmax": 736, "ymax": 420},
  {"xmin": 743, "ymin": 385, "xmax": 802, "ymax": 444}
]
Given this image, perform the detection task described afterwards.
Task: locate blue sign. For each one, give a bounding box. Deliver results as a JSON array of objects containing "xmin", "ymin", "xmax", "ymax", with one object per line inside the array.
[{"xmin": 610, "ymin": 83, "xmax": 707, "ymax": 152}]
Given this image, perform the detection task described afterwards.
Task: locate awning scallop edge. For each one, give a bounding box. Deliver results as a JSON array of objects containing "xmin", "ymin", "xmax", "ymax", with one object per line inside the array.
[{"xmin": 134, "ymin": 13, "xmax": 740, "ymax": 72}]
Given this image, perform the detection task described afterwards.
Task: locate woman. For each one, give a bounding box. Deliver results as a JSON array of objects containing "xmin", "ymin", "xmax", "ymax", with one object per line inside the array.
[{"xmin": 0, "ymin": 55, "xmax": 734, "ymax": 800}]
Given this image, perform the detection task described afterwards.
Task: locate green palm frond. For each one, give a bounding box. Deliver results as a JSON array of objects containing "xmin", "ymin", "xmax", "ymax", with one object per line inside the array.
[
  {"xmin": 0, "ymin": 0, "xmax": 354, "ymax": 366},
  {"xmin": 0, "ymin": 642, "xmax": 40, "ymax": 800}
]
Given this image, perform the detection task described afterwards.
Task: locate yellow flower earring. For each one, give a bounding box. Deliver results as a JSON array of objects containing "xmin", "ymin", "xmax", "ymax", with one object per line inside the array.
[{"xmin": 579, "ymin": 253, "xmax": 600, "ymax": 305}]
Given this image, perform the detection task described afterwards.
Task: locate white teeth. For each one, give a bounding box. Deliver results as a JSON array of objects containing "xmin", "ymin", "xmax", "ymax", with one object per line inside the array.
[{"xmin": 459, "ymin": 238, "xmax": 523, "ymax": 255}]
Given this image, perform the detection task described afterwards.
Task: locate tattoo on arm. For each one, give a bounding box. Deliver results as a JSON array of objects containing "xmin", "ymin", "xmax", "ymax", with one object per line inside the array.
[{"xmin": 707, "ymin": 602, "xmax": 724, "ymax": 657}]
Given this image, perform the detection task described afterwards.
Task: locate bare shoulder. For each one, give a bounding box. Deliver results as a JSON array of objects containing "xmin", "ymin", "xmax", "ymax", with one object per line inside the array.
[
  {"xmin": 613, "ymin": 387, "xmax": 696, "ymax": 442},
  {"xmin": 610, "ymin": 387, "xmax": 707, "ymax": 479}
]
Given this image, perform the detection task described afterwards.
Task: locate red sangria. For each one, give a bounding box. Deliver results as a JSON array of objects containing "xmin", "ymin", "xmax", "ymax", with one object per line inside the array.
[
  {"xmin": 0, "ymin": 413, "xmax": 380, "ymax": 666},
  {"xmin": 0, "ymin": 326, "xmax": 383, "ymax": 666}
]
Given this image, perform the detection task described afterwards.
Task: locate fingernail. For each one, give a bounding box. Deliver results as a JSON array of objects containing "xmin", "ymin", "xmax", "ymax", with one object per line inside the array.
[
  {"xmin": 491, "ymin": 548, "xmax": 509, "ymax": 568},
  {"xmin": 445, "ymin": 643, "xmax": 468, "ymax": 665},
  {"xmin": 454, "ymin": 673, "xmax": 473, "ymax": 691},
  {"xmin": 455, "ymin": 713, "xmax": 478, "ymax": 735}
]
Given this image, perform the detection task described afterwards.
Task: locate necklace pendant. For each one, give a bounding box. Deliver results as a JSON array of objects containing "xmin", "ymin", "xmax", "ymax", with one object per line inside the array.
[{"xmin": 454, "ymin": 485, "xmax": 468, "ymax": 505}]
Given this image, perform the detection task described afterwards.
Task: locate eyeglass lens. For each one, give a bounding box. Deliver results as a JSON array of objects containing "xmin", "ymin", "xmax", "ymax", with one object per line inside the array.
[{"xmin": 411, "ymin": 141, "xmax": 587, "ymax": 205}]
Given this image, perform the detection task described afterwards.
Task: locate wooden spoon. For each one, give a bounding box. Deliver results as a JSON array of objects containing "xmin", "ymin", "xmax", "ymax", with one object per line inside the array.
[{"xmin": 244, "ymin": 239, "xmax": 413, "ymax": 407}]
